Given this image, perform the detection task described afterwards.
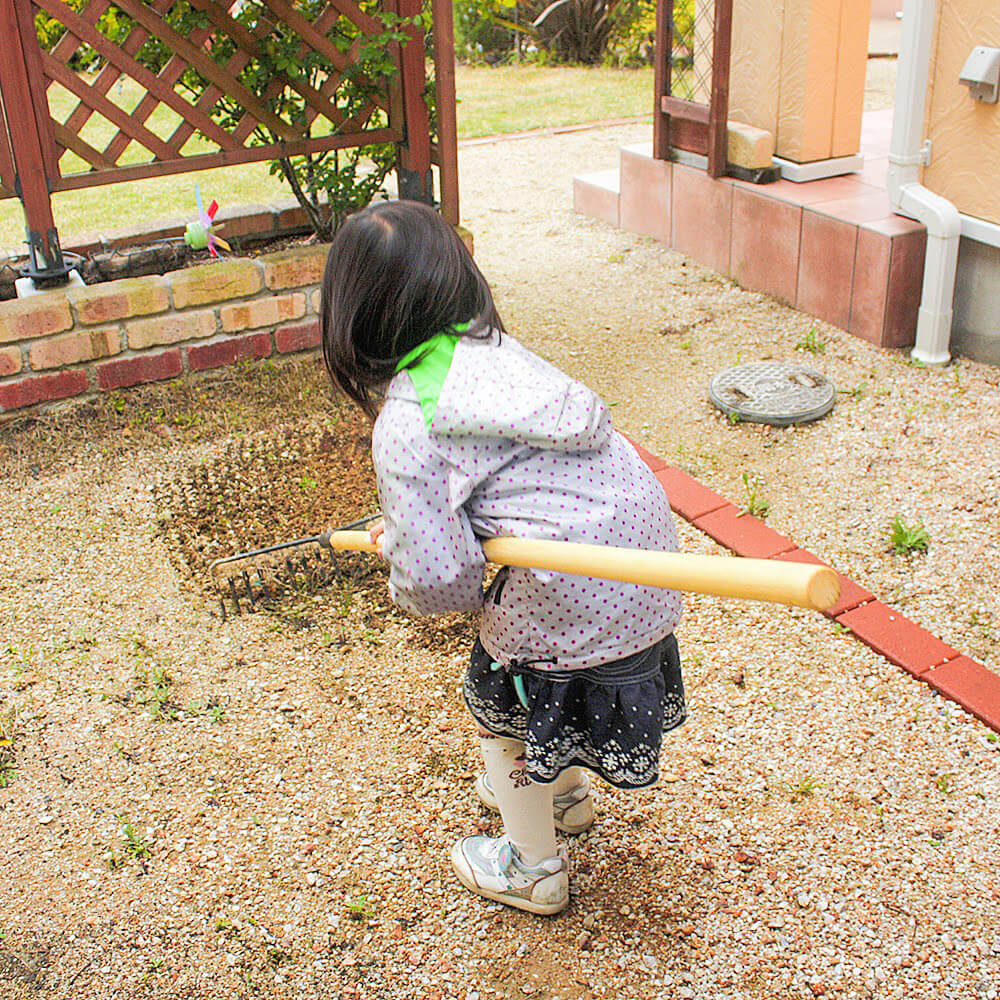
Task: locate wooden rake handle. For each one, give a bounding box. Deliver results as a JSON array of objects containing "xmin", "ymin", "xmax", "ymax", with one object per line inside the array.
[{"xmin": 320, "ymin": 531, "xmax": 840, "ymax": 612}]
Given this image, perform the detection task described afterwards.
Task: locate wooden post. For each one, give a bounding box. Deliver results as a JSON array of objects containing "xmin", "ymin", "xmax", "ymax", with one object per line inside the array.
[
  {"xmin": 0, "ymin": 0, "xmax": 70, "ymax": 282},
  {"xmin": 431, "ymin": 0, "xmax": 459, "ymax": 225},
  {"xmin": 652, "ymin": 0, "xmax": 673, "ymax": 160},
  {"xmin": 396, "ymin": 0, "xmax": 433, "ymax": 204},
  {"xmin": 706, "ymin": 0, "xmax": 733, "ymax": 178}
]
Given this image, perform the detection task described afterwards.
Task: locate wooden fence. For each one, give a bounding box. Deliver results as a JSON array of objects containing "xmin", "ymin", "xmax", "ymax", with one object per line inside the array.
[
  {"xmin": 654, "ymin": 0, "xmax": 732, "ymax": 177},
  {"xmin": 0, "ymin": 0, "xmax": 457, "ymax": 280}
]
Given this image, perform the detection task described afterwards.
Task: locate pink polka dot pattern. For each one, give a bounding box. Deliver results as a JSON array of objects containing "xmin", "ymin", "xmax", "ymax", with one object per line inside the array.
[{"xmin": 372, "ymin": 332, "xmax": 683, "ymax": 670}]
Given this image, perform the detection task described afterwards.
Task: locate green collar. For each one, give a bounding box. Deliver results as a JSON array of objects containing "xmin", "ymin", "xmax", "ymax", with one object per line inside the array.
[{"xmin": 395, "ymin": 323, "xmax": 470, "ymax": 429}]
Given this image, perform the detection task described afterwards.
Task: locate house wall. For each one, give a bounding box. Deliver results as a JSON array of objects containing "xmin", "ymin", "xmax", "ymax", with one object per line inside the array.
[
  {"xmin": 728, "ymin": 0, "xmax": 870, "ymax": 163},
  {"xmin": 953, "ymin": 238, "xmax": 1000, "ymax": 363},
  {"xmin": 923, "ymin": 1, "xmax": 1000, "ymax": 225}
]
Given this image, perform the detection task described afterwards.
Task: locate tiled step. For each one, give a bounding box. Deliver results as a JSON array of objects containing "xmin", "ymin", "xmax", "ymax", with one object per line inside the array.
[
  {"xmin": 572, "ymin": 169, "xmax": 621, "ymax": 228},
  {"xmin": 573, "ymin": 143, "xmax": 927, "ymax": 349}
]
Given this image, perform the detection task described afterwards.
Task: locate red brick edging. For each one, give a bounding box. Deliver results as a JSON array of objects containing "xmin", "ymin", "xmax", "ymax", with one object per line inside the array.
[{"xmin": 624, "ymin": 435, "xmax": 1000, "ymax": 736}]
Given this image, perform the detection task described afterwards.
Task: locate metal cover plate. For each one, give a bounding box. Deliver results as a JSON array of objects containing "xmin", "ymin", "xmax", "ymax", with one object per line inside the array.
[{"xmin": 708, "ymin": 362, "xmax": 835, "ymax": 425}]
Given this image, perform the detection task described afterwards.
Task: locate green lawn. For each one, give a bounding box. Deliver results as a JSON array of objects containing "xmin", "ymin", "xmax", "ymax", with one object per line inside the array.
[
  {"xmin": 0, "ymin": 64, "xmax": 653, "ymax": 251},
  {"xmin": 455, "ymin": 64, "xmax": 653, "ymax": 137}
]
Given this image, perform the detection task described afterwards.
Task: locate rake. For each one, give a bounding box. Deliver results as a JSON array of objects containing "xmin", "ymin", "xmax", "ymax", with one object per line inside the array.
[
  {"xmin": 208, "ymin": 514, "xmax": 383, "ymax": 618},
  {"xmin": 210, "ymin": 517, "xmax": 841, "ymax": 618}
]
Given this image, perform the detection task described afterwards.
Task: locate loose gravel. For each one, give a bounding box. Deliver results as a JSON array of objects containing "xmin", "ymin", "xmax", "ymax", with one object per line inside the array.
[{"xmin": 2, "ymin": 60, "xmax": 999, "ymax": 1000}]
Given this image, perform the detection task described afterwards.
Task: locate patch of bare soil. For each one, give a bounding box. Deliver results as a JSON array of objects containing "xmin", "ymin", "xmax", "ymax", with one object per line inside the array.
[{"xmin": 153, "ymin": 412, "xmax": 384, "ymax": 611}]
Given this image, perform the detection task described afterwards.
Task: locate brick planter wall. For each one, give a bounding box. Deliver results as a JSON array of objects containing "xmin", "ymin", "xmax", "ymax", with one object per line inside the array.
[
  {"xmin": 0, "ymin": 214, "xmax": 474, "ymax": 419},
  {"xmin": 0, "ymin": 243, "xmax": 331, "ymax": 417}
]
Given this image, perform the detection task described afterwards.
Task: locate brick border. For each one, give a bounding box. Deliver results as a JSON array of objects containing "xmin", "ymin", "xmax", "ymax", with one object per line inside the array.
[{"xmin": 622, "ymin": 434, "xmax": 1000, "ymax": 736}]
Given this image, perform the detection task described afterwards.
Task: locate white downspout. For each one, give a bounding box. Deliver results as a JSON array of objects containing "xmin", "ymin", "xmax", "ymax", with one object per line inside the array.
[{"xmin": 886, "ymin": 0, "xmax": 962, "ymax": 365}]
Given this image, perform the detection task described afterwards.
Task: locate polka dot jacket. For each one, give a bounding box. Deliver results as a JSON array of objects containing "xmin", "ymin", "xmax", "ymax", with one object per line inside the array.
[{"xmin": 371, "ymin": 331, "xmax": 683, "ymax": 671}]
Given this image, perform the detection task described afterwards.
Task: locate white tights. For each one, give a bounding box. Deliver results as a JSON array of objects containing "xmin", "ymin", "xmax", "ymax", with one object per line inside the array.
[{"xmin": 478, "ymin": 734, "xmax": 583, "ymax": 865}]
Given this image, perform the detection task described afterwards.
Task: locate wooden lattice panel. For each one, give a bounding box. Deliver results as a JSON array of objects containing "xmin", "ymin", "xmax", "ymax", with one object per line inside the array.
[
  {"xmin": 654, "ymin": 0, "xmax": 732, "ymax": 177},
  {"xmin": 0, "ymin": 104, "xmax": 15, "ymax": 198},
  {"xmin": 24, "ymin": 0, "xmax": 406, "ymax": 191}
]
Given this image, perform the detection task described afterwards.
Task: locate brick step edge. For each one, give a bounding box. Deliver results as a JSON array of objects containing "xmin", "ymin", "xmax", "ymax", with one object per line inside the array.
[{"xmin": 621, "ymin": 433, "xmax": 1000, "ymax": 736}]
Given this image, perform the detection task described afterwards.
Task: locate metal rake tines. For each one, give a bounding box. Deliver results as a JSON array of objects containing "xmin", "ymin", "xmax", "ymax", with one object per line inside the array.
[{"xmin": 209, "ymin": 514, "xmax": 380, "ymax": 618}]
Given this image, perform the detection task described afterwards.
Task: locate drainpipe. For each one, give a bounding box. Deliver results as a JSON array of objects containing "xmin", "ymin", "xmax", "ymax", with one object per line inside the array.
[{"xmin": 886, "ymin": 0, "xmax": 962, "ymax": 365}]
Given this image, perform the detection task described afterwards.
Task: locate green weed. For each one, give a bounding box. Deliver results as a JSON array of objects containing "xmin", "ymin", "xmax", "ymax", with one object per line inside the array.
[
  {"xmin": 185, "ymin": 700, "xmax": 226, "ymax": 724},
  {"xmin": 144, "ymin": 668, "xmax": 179, "ymax": 721},
  {"xmin": 739, "ymin": 472, "xmax": 770, "ymax": 519},
  {"xmin": 346, "ymin": 894, "xmax": 376, "ymax": 921},
  {"xmin": 0, "ymin": 710, "xmax": 16, "ymax": 788},
  {"xmin": 108, "ymin": 814, "xmax": 152, "ymax": 870},
  {"xmin": 796, "ymin": 327, "xmax": 826, "ymax": 355},
  {"xmin": 889, "ymin": 516, "xmax": 929, "ymax": 555},
  {"xmin": 837, "ymin": 381, "xmax": 868, "ymax": 400},
  {"xmin": 933, "ymin": 773, "xmax": 954, "ymax": 795},
  {"xmin": 787, "ymin": 776, "xmax": 822, "ymax": 802}
]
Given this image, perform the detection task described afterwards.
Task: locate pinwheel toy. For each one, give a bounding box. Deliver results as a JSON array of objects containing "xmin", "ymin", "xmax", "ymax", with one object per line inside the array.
[{"xmin": 183, "ymin": 186, "xmax": 232, "ymax": 258}]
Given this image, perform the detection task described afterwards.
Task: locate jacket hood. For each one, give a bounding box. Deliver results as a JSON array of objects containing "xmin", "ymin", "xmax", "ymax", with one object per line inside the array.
[{"xmin": 395, "ymin": 332, "xmax": 611, "ymax": 452}]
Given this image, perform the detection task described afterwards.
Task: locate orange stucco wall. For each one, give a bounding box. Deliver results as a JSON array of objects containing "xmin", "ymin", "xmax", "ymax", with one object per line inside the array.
[
  {"xmin": 728, "ymin": 0, "xmax": 871, "ymax": 163},
  {"xmin": 923, "ymin": 2, "xmax": 1000, "ymax": 225}
]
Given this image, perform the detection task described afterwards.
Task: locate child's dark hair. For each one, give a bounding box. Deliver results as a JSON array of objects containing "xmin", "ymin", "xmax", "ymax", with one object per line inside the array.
[{"xmin": 321, "ymin": 200, "xmax": 504, "ymax": 417}]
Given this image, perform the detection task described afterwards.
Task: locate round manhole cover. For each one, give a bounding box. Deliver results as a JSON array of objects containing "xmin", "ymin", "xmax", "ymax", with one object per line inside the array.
[{"xmin": 708, "ymin": 362, "xmax": 835, "ymax": 425}]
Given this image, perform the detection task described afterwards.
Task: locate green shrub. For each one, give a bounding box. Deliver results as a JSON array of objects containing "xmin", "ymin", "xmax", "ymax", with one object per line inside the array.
[
  {"xmin": 35, "ymin": 0, "xmax": 133, "ymax": 71},
  {"xmin": 606, "ymin": 0, "xmax": 694, "ymax": 68},
  {"xmin": 454, "ymin": 0, "xmax": 518, "ymax": 64}
]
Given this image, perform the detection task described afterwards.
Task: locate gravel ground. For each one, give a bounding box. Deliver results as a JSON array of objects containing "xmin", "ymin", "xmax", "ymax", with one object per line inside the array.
[{"xmin": 2, "ymin": 59, "xmax": 1000, "ymax": 1000}]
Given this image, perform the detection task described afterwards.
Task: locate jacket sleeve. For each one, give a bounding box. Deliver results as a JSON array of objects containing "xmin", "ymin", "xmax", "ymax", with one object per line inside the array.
[{"xmin": 372, "ymin": 406, "xmax": 486, "ymax": 616}]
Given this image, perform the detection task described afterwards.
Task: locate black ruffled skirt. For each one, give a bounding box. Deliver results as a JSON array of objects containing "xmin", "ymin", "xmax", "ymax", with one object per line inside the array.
[{"xmin": 462, "ymin": 634, "xmax": 686, "ymax": 790}]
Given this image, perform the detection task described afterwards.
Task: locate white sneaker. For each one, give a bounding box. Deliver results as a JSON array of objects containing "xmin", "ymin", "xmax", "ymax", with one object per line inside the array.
[
  {"xmin": 450, "ymin": 835, "xmax": 569, "ymax": 915},
  {"xmin": 475, "ymin": 772, "xmax": 595, "ymax": 834}
]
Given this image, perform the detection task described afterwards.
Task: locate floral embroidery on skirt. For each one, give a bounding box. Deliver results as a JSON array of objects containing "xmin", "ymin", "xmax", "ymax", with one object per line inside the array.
[{"xmin": 463, "ymin": 634, "xmax": 685, "ymax": 789}]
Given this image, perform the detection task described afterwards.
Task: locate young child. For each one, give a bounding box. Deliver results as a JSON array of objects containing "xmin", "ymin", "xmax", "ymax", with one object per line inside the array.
[{"xmin": 320, "ymin": 200, "xmax": 686, "ymax": 915}]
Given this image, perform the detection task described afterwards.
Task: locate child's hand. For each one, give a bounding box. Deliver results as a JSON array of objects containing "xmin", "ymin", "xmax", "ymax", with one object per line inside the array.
[{"xmin": 369, "ymin": 519, "xmax": 385, "ymax": 557}]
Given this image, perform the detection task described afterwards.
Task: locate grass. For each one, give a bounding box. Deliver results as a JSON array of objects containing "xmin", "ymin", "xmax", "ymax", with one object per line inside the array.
[
  {"xmin": 0, "ymin": 64, "xmax": 653, "ymax": 251},
  {"xmin": 455, "ymin": 64, "xmax": 653, "ymax": 138}
]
